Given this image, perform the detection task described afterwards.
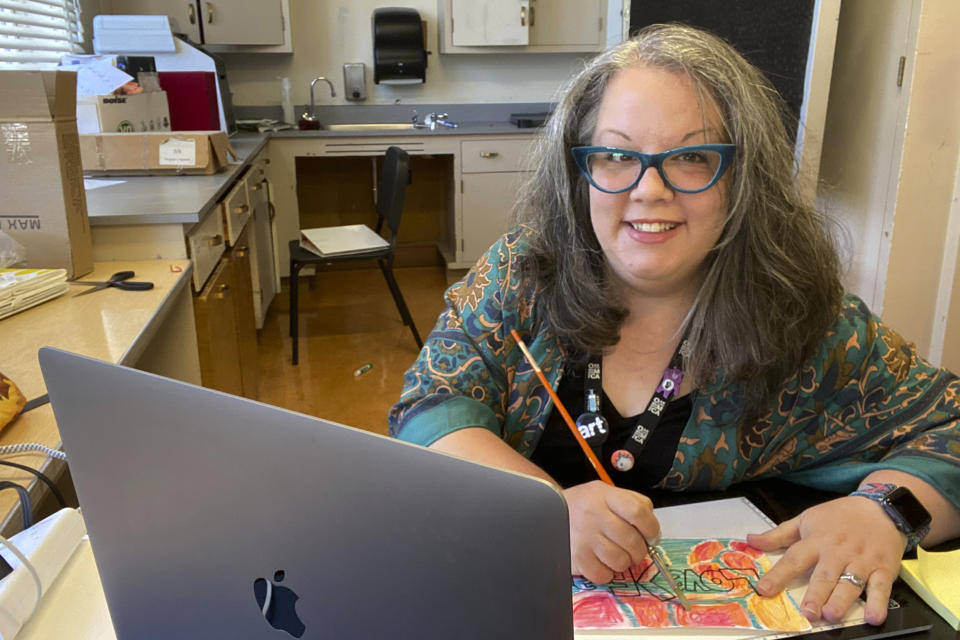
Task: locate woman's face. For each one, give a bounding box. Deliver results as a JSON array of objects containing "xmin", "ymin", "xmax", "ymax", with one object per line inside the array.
[{"xmin": 588, "ymin": 65, "xmax": 729, "ymax": 299}]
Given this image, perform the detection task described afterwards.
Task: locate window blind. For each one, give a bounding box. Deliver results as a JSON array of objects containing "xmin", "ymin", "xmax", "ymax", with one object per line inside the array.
[{"xmin": 0, "ymin": 0, "xmax": 84, "ymax": 69}]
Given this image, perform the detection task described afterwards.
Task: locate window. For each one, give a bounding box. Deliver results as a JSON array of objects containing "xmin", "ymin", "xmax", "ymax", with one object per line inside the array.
[{"xmin": 0, "ymin": 0, "xmax": 84, "ymax": 69}]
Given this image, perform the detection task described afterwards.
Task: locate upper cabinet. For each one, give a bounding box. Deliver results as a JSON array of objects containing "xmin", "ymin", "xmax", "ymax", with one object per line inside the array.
[
  {"xmin": 102, "ymin": 0, "xmax": 291, "ymax": 52},
  {"xmin": 440, "ymin": 0, "xmax": 607, "ymax": 53}
]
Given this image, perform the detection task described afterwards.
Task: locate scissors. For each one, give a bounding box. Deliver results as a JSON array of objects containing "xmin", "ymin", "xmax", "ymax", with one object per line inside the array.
[{"xmin": 72, "ymin": 271, "xmax": 154, "ymax": 297}]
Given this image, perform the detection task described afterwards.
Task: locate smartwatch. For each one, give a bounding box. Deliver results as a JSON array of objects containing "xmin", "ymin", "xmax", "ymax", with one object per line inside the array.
[{"xmin": 849, "ymin": 483, "xmax": 932, "ymax": 552}]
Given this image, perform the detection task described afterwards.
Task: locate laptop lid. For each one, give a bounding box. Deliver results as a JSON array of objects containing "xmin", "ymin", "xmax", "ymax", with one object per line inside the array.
[{"xmin": 39, "ymin": 347, "xmax": 573, "ymax": 639}]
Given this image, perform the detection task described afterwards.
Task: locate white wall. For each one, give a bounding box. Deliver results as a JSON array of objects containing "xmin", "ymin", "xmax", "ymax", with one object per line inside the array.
[
  {"xmin": 817, "ymin": 0, "xmax": 960, "ymax": 363},
  {"xmin": 220, "ymin": 0, "xmax": 602, "ymax": 108}
]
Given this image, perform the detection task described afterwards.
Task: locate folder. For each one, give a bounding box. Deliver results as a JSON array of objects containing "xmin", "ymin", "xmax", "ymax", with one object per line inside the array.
[{"xmin": 299, "ymin": 225, "xmax": 389, "ymax": 258}]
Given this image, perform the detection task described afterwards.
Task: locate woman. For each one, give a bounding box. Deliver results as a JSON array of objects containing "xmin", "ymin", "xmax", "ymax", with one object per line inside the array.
[{"xmin": 389, "ymin": 24, "xmax": 960, "ymax": 626}]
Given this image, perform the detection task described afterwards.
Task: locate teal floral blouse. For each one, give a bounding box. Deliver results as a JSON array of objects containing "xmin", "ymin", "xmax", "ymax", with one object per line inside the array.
[{"xmin": 389, "ymin": 228, "xmax": 960, "ymax": 508}]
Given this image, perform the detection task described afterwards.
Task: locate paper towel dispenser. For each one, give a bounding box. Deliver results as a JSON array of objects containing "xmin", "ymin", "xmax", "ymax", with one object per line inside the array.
[{"xmin": 372, "ymin": 8, "xmax": 427, "ymax": 85}]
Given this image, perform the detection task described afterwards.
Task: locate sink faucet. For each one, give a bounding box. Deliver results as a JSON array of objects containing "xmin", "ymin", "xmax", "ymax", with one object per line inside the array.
[
  {"xmin": 423, "ymin": 112, "xmax": 459, "ymax": 131},
  {"xmin": 300, "ymin": 76, "xmax": 337, "ymax": 130}
]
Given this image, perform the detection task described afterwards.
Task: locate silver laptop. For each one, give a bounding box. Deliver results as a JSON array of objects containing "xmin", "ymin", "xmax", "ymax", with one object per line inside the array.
[{"xmin": 39, "ymin": 347, "xmax": 573, "ymax": 639}]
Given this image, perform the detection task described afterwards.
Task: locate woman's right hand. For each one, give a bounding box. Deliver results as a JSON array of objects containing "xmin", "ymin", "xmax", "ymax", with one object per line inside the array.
[{"xmin": 563, "ymin": 480, "xmax": 661, "ymax": 584}]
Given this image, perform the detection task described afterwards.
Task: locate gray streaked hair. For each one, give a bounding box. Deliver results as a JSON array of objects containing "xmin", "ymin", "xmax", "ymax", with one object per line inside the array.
[{"xmin": 515, "ymin": 23, "xmax": 843, "ymax": 421}]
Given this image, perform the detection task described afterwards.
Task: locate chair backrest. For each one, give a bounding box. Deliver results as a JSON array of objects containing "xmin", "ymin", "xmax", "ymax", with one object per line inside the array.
[{"xmin": 375, "ymin": 146, "xmax": 410, "ymax": 241}]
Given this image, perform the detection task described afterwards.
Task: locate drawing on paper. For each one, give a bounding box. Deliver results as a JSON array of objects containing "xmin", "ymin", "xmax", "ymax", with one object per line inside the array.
[{"xmin": 572, "ymin": 538, "xmax": 811, "ymax": 632}]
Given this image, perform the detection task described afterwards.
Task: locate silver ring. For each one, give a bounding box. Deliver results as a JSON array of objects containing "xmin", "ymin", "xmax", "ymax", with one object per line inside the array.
[{"xmin": 838, "ymin": 572, "xmax": 865, "ymax": 590}]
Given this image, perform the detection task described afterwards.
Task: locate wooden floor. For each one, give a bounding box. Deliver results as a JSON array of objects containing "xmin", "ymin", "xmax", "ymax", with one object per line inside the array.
[{"xmin": 255, "ymin": 265, "xmax": 455, "ymax": 436}]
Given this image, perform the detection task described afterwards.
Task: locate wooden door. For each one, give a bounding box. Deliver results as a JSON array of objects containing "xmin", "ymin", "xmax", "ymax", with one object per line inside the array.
[
  {"xmin": 194, "ymin": 258, "xmax": 242, "ymax": 396},
  {"xmin": 228, "ymin": 225, "xmax": 259, "ymax": 399}
]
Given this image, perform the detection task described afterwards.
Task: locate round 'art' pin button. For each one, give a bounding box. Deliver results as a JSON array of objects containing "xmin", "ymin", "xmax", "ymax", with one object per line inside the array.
[{"xmin": 611, "ymin": 449, "xmax": 634, "ymax": 472}]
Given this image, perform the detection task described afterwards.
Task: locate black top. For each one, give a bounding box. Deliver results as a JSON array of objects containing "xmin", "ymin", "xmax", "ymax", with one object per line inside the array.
[{"xmin": 530, "ymin": 363, "xmax": 692, "ymax": 489}]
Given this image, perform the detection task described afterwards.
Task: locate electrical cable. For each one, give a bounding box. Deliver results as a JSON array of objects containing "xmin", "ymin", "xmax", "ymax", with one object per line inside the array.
[
  {"xmin": 0, "ymin": 443, "xmax": 67, "ymax": 462},
  {"xmin": 0, "ymin": 460, "xmax": 66, "ymax": 509},
  {"xmin": 0, "ymin": 533, "xmax": 43, "ymax": 621},
  {"xmin": 0, "ymin": 482, "xmax": 32, "ymax": 531}
]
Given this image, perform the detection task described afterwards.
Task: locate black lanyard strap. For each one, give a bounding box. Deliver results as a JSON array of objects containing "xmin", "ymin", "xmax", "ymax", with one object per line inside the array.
[{"xmin": 576, "ymin": 338, "xmax": 688, "ymax": 470}]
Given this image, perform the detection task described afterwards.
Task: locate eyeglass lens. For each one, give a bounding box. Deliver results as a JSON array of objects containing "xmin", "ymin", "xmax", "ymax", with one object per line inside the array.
[{"xmin": 585, "ymin": 148, "xmax": 724, "ymax": 192}]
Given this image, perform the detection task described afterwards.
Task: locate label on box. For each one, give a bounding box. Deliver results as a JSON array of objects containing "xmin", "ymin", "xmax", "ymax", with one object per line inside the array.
[{"xmin": 158, "ymin": 138, "xmax": 196, "ymax": 165}]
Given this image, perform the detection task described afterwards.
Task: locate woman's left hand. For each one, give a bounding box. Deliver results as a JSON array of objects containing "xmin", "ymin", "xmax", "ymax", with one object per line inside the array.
[{"xmin": 746, "ymin": 495, "xmax": 906, "ymax": 625}]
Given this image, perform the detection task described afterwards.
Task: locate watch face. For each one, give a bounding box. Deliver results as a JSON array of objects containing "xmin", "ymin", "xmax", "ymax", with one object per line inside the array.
[{"xmin": 883, "ymin": 486, "xmax": 932, "ymax": 532}]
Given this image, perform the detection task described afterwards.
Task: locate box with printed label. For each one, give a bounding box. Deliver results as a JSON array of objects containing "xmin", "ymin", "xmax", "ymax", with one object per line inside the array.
[
  {"xmin": 76, "ymin": 91, "xmax": 171, "ymax": 134},
  {"xmin": 0, "ymin": 70, "xmax": 93, "ymax": 279},
  {"xmin": 78, "ymin": 131, "xmax": 235, "ymax": 176}
]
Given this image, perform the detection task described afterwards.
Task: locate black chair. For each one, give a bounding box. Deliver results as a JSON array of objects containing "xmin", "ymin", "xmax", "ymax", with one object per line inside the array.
[{"xmin": 288, "ymin": 146, "xmax": 423, "ymax": 365}]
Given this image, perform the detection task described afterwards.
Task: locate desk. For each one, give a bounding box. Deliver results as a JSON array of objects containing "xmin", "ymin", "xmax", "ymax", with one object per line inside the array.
[
  {"xmin": 13, "ymin": 482, "xmax": 959, "ymax": 639},
  {"xmin": 1, "ymin": 260, "xmax": 198, "ymax": 536}
]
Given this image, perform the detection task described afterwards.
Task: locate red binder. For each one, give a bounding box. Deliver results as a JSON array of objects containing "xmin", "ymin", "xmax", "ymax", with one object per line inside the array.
[{"xmin": 157, "ymin": 71, "xmax": 220, "ymax": 131}]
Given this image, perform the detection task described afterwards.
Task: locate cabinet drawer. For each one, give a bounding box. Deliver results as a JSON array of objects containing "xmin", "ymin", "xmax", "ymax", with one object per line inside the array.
[
  {"xmin": 187, "ymin": 208, "xmax": 227, "ymax": 291},
  {"xmin": 221, "ymin": 169, "xmax": 251, "ymax": 246},
  {"xmin": 461, "ymin": 138, "xmax": 533, "ymax": 173}
]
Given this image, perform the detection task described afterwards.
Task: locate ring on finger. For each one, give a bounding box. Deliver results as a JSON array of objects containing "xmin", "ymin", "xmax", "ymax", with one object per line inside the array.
[{"xmin": 838, "ymin": 572, "xmax": 866, "ymax": 591}]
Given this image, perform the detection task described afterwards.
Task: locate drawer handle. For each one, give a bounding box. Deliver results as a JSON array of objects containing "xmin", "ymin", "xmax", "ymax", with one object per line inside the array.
[
  {"xmin": 479, "ymin": 152, "xmax": 499, "ymax": 158},
  {"xmin": 262, "ymin": 158, "xmax": 271, "ymax": 165},
  {"xmin": 235, "ymin": 245, "xmax": 249, "ymax": 258},
  {"xmin": 249, "ymin": 183, "xmax": 261, "ymax": 192},
  {"xmin": 233, "ymin": 204, "xmax": 249, "ymax": 214},
  {"xmin": 520, "ymin": 6, "xmax": 526, "ymax": 27},
  {"xmin": 187, "ymin": 2, "xmax": 196, "ymax": 24},
  {"xmin": 215, "ymin": 283, "xmax": 231, "ymax": 299},
  {"xmin": 206, "ymin": 1, "xmax": 214, "ymax": 24},
  {"xmin": 207, "ymin": 234, "xmax": 224, "ymax": 247}
]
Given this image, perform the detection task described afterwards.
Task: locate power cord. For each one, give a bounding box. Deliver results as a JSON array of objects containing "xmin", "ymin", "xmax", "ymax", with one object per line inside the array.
[
  {"xmin": 0, "ymin": 483, "xmax": 32, "ymax": 531},
  {"xmin": 0, "ymin": 461, "xmax": 66, "ymax": 509},
  {"xmin": 0, "ymin": 444, "xmax": 66, "ymax": 462},
  {"xmin": 0, "ymin": 533, "xmax": 43, "ymax": 620}
]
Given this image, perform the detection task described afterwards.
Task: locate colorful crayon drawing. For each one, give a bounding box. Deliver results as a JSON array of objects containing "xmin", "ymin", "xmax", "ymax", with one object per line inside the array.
[{"xmin": 572, "ymin": 538, "xmax": 811, "ymax": 632}]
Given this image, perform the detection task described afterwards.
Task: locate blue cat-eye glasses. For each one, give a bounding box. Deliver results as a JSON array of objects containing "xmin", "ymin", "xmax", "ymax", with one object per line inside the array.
[{"xmin": 571, "ymin": 144, "xmax": 737, "ymax": 194}]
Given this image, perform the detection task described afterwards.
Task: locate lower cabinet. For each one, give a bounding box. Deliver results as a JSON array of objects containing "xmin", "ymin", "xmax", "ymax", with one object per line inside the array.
[
  {"xmin": 194, "ymin": 225, "xmax": 258, "ymax": 398},
  {"xmin": 460, "ymin": 137, "xmax": 534, "ymax": 264}
]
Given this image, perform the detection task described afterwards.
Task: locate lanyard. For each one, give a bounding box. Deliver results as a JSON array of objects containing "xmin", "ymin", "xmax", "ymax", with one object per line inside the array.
[{"xmin": 574, "ymin": 339, "xmax": 688, "ymax": 472}]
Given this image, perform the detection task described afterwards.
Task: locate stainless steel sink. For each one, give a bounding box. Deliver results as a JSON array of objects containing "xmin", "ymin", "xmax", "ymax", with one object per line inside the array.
[{"xmin": 323, "ymin": 123, "xmax": 415, "ymax": 131}]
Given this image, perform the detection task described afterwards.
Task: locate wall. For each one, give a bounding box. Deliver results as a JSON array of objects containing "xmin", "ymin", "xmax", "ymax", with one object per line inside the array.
[
  {"xmin": 219, "ymin": 0, "xmax": 607, "ymax": 109},
  {"xmin": 817, "ymin": 0, "xmax": 960, "ymax": 363}
]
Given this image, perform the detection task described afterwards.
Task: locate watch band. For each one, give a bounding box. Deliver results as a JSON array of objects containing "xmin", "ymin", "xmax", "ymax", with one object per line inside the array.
[{"xmin": 849, "ymin": 482, "xmax": 931, "ymax": 552}]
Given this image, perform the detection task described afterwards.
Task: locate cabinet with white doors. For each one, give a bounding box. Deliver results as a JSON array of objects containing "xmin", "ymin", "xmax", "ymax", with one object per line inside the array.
[
  {"xmin": 101, "ymin": 0, "xmax": 291, "ymax": 52},
  {"xmin": 439, "ymin": 0, "xmax": 607, "ymax": 53},
  {"xmin": 459, "ymin": 137, "xmax": 534, "ymax": 263}
]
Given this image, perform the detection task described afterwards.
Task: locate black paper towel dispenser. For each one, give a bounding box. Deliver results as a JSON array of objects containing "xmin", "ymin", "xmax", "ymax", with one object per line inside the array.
[{"xmin": 372, "ymin": 7, "xmax": 427, "ymax": 85}]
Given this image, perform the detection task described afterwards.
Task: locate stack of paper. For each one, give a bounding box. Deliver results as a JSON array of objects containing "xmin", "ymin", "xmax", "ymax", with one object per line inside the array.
[
  {"xmin": 900, "ymin": 545, "xmax": 960, "ymax": 630},
  {"xmin": 0, "ymin": 269, "xmax": 69, "ymax": 321},
  {"xmin": 299, "ymin": 225, "xmax": 389, "ymax": 258}
]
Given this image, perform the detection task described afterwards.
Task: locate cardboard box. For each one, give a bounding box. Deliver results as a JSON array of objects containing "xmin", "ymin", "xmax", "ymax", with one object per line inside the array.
[
  {"xmin": 79, "ymin": 131, "xmax": 235, "ymax": 176},
  {"xmin": 0, "ymin": 71, "xmax": 93, "ymax": 279},
  {"xmin": 77, "ymin": 91, "xmax": 171, "ymax": 134}
]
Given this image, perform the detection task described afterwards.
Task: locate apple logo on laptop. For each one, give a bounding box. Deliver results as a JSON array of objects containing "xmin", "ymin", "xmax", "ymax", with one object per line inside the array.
[{"xmin": 253, "ymin": 570, "xmax": 306, "ymax": 637}]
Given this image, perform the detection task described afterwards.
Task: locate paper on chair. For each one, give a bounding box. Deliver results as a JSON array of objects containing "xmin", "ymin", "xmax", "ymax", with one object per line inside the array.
[
  {"xmin": 900, "ymin": 545, "xmax": 960, "ymax": 630},
  {"xmin": 300, "ymin": 225, "xmax": 389, "ymax": 258}
]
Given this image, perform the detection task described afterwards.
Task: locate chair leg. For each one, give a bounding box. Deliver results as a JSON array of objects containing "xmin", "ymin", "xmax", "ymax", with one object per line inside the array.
[
  {"xmin": 378, "ymin": 259, "xmax": 423, "ymax": 350},
  {"xmin": 289, "ymin": 259, "xmax": 302, "ymax": 365}
]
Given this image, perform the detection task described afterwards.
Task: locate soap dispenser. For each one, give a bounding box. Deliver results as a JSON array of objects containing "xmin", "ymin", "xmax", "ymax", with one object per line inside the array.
[{"xmin": 343, "ymin": 63, "xmax": 366, "ymax": 102}]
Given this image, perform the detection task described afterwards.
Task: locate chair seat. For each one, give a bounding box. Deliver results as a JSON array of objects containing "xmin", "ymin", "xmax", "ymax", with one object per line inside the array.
[{"xmin": 289, "ymin": 239, "xmax": 390, "ymax": 264}]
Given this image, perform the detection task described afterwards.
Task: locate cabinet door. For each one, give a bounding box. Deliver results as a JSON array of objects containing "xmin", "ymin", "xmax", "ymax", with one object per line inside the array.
[
  {"xmin": 451, "ymin": 0, "xmax": 530, "ymax": 46},
  {"xmin": 227, "ymin": 225, "xmax": 259, "ymax": 399},
  {"xmin": 247, "ymin": 174, "xmax": 277, "ymax": 329},
  {"xmin": 529, "ymin": 0, "xmax": 603, "ymax": 47},
  {"xmin": 461, "ymin": 172, "xmax": 529, "ymax": 264},
  {"xmin": 201, "ymin": 0, "xmax": 284, "ymax": 45},
  {"xmin": 194, "ymin": 258, "xmax": 243, "ymax": 396},
  {"xmin": 104, "ymin": 0, "xmax": 202, "ymax": 43}
]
